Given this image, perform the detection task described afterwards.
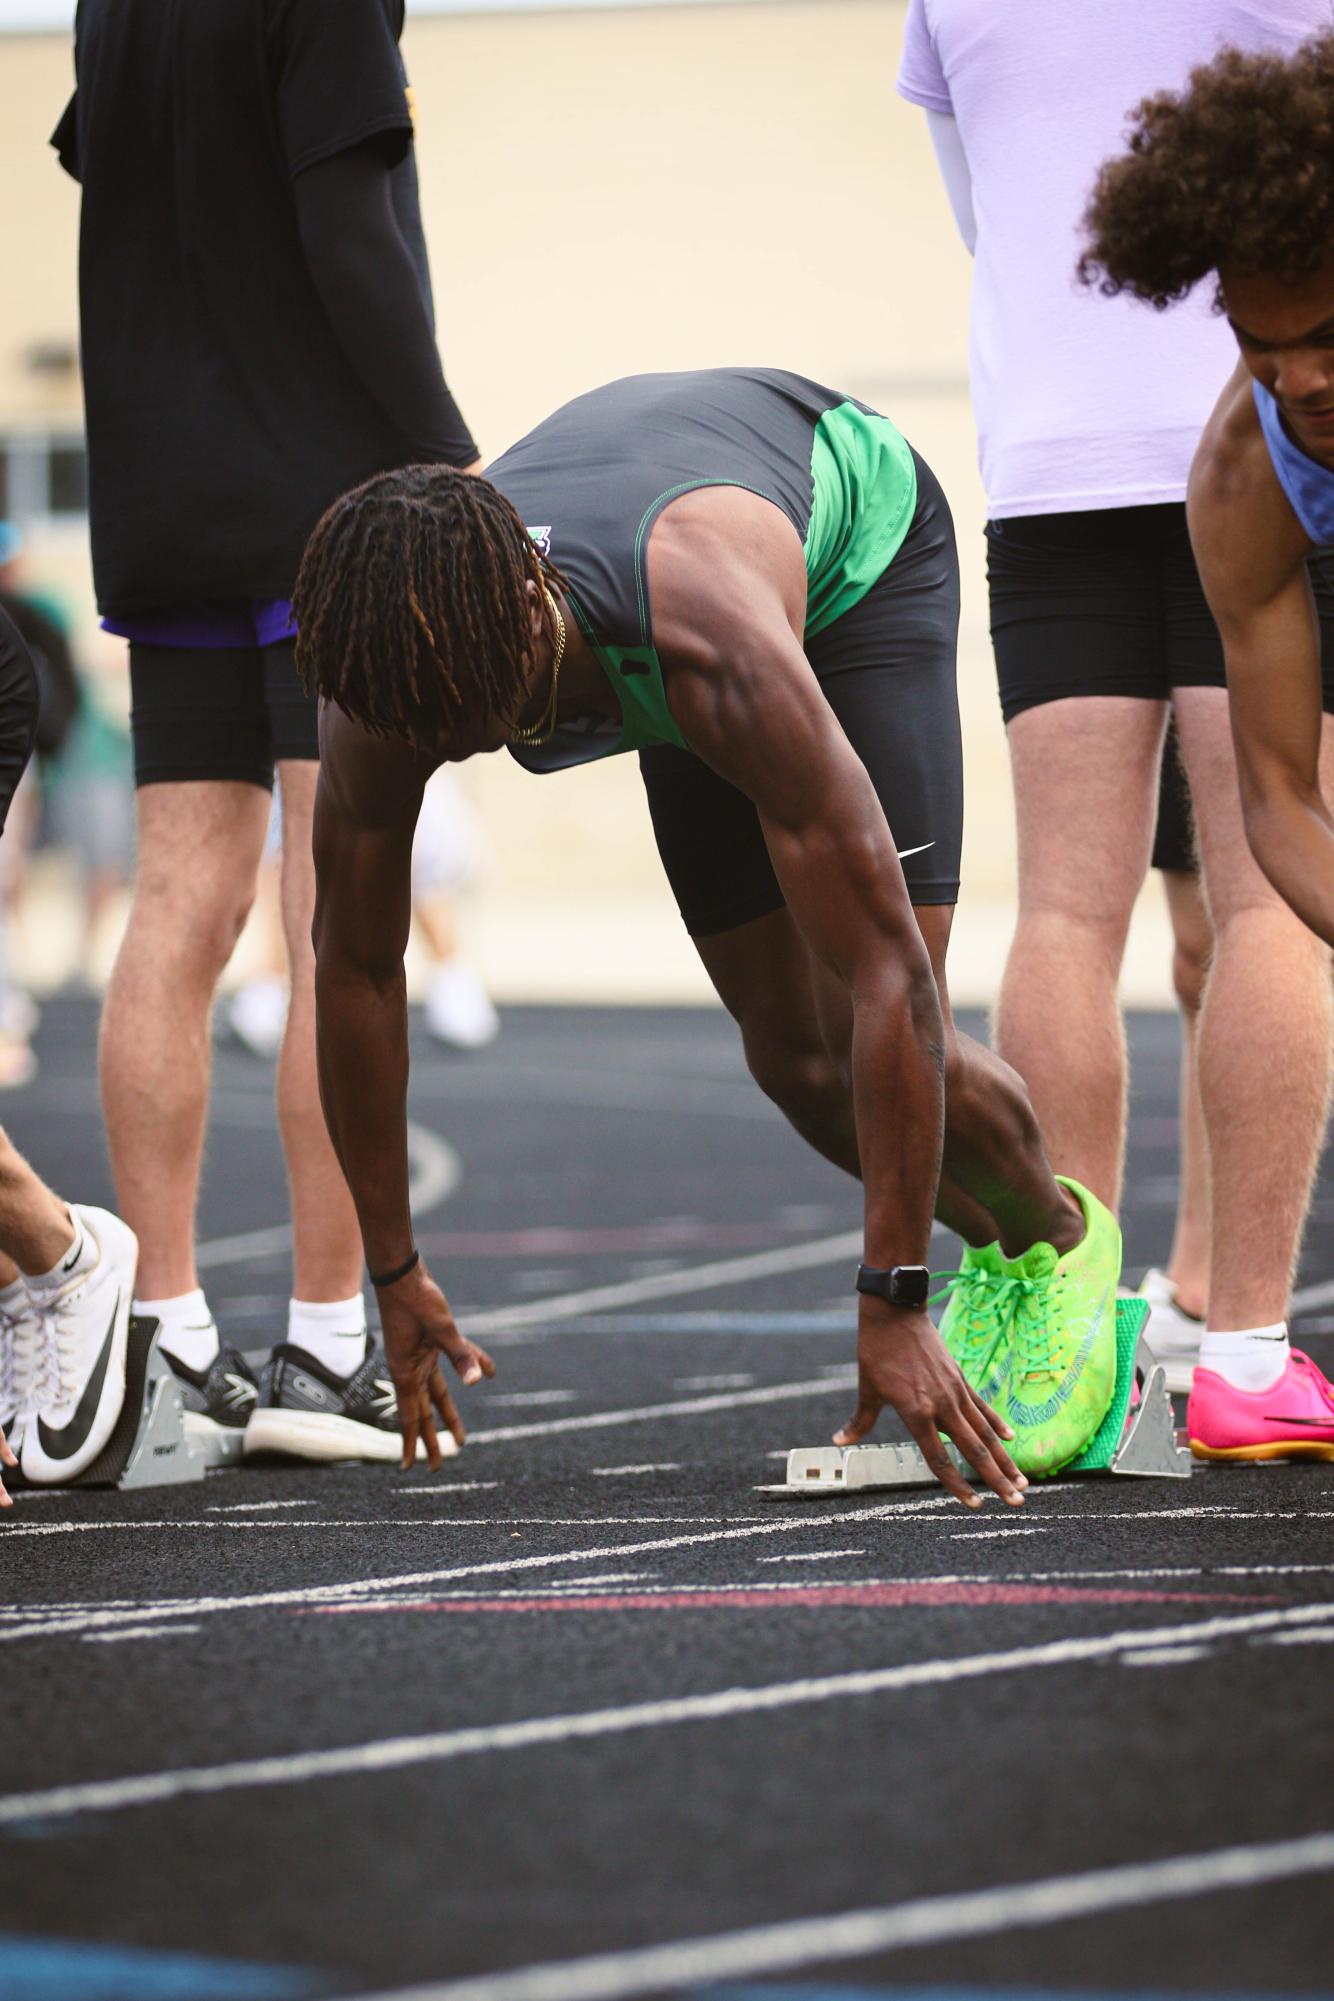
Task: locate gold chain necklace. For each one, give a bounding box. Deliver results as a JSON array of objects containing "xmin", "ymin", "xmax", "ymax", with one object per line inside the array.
[{"xmin": 510, "ymin": 589, "xmax": 566, "ymax": 746}]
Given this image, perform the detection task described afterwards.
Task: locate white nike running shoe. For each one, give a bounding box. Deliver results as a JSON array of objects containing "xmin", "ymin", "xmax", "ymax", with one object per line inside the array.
[
  {"xmin": 21, "ymin": 1206, "xmax": 139, "ymax": 1485},
  {"xmin": 1138, "ymin": 1266, "xmax": 1204, "ymax": 1394}
]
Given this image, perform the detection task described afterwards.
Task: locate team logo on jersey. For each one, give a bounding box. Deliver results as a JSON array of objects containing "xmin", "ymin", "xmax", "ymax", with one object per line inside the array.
[{"xmin": 528, "ymin": 526, "xmax": 553, "ymax": 557}]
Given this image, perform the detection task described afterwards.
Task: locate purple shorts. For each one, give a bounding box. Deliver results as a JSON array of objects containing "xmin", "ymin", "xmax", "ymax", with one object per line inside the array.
[{"xmin": 103, "ymin": 598, "xmax": 298, "ymax": 649}]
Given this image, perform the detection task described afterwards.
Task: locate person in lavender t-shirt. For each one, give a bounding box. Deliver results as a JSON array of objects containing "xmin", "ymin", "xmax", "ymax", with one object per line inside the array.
[{"xmin": 897, "ymin": 1, "xmax": 1334, "ymax": 1419}]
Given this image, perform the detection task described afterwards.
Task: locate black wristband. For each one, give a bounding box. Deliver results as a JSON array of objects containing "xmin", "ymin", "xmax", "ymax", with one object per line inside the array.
[{"xmin": 368, "ymin": 1248, "xmax": 420, "ymax": 1289}]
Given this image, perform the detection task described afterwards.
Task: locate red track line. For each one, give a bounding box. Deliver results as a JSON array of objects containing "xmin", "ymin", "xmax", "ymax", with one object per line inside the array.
[{"xmin": 312, "ymin": 1581, "xmax": 1273, "ymax": 1616}]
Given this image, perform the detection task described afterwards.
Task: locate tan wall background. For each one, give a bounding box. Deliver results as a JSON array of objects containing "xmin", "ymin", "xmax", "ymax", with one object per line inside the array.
[{"xmin": 0, "ymin": 1, "xmax": 1175, "ymax": 1002}]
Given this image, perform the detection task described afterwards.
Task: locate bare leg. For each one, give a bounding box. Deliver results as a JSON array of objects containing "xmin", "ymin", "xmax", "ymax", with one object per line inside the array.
[
  {"xmin": 100, "ymin": 781, "xmax": 269, "ymax": 1298},
  {"xmin": 994, "ymin": 696, "xmax": 1167, "ymax": 1210},
  {"xmin": 1175, "ymin": 687, "xmax": 1334, "ymax": 1329},
  {"xmin": 274, "ymin": 761, "xmax": 364, "ymax": 1303},
  {"xmin": 693, "ymin": 905, "xmax": 1076, "ymax": 1256},
  {"xmin": 697, "ymin": 908, "xmax": 861, "ymax": 1176},
  {"xmin": 1161, "ymin": 867, "xmax": 1211, "ymax": 1319},
  {"xmin": 0, "ymin": 1129, "xmax": 74, "ymax": 1277}
]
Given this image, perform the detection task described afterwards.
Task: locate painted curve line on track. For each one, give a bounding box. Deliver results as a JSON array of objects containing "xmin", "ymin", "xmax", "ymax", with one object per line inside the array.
[
  {"xmin": 351, "ymin": 1830, "xmax": 1334, "ymax": 2001},
  {"xmin": 0, "ymin": 1500, "xmax": 955, "ymax": 1640},
  {"xmin": 1, "ymin": 1601, "xmax": 1331, "ymax": 1827}
]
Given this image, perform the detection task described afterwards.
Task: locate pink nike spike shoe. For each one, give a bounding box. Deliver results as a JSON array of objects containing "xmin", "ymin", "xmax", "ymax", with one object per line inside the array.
[{"xmin": 1188, "ymin": 1350, "xmax": 1334, "ymax": 1463}]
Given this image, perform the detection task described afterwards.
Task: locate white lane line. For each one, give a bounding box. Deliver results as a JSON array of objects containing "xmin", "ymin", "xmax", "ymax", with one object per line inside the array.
[
  {"xmin": 1264, "ymin": 1627, "xmax": 1334, "ymax": 1646},
  {"xmin": 0, "ymin": 1502, "xmax": 950, "ymax": 1642},
  {"xmin": 949, "ymin": 1527, "xmax": 1051, "ymax": 1539},
  {"xmin": 82, "ymin": 1625, "xmax": 204, "ymax": 1644},
  {"xmin": 1120, "ymin": 1646, "xmax": 1211, "ymax": 1668},
  {"xmin": 485, "ymin": 1392, "xmax": 578, "ymax": 1409},
  {"xmin": 391, "ymin": 1483, "xmax": 501, "ymax": 1496},
  {"xmin": 464, "ymin": 1232, "xmax": 864, "ymax": 1338},
  {"xmin": 196, "ymin": 1121, "xmax": 457, "ymax": 1270},
  {"xmin": 2, "ymin": 1603, "xmax": 1329, "ymax": 1827},
  {"xmin": 674, "ymin": 1375, "xmax": 755, "ymax": 1391},
  {"xmin": 756, "ymin": 1551, "xmax": 866, "ymax": 1565},
  {"xmin": 350, "ymin": 1830, "xmax": 1334, "ymax": 2001},
  {"xmin": 6, "ymin": 1502, "xmax": 1330, "ymax": 1545},
  {"xmin": 7, "ymin": 1502, "xmax": 1330, "ymax": 1546},
  {"xmin": 467, "ymin": 1375, "xmax": 854, "ymax": 1444},
  {"xmin": 207, "ymin": 1500, "xmax": 317, "ymax": 1514},
  {"xmin": 590, "ymin": 1465, "xmax": 682, "ymax": 1479}
]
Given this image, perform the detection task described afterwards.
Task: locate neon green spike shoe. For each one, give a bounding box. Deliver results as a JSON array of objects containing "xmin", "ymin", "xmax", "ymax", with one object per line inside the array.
[
  {"xmin": 999, "ymin": 1177, "xmax": 1122, "ymax": 1479},
  {"xmin": 935, "ymin": 1242, "xmax": 1012, "ymax": 1406}
]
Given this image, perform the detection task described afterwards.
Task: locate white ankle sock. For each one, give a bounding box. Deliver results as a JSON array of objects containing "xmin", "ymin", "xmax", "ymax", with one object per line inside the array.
[
  {"xmin": 1199, "ymin": 1323, "xmax": 1290, "ymax": 1393},
  {"xmin": 0, "ymin": 1276, "xmax": 26, "ymax": 1322},
  {"xmin": 137, "ymin": 1289, "xmax": 220, "ymax": 1373},
  {"xmin": 288, "ymin": 1295, "xmax": 367, "ymax": 1377},
  {"xmin": 24, "ymin": 1216, "xmax": 98, "ymax": 1299}
]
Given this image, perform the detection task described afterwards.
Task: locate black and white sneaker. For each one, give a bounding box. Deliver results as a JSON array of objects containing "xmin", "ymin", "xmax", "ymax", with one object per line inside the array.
[
  {"xmin": 243, "ymin": 1342, "xmax": 454, "ymax": 1463},
  {"xmin": 164, "ymin": 1344, "xmax": 259, "ymax": 1466},
  {"xmin": 21, "ymin": 1206, "xmax": 138, "ymax": 1486}
]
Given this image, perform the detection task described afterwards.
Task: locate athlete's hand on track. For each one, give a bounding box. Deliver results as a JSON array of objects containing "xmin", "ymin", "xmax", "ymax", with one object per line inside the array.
[
  {"xmin": 0, "ymin": 1419, "xmax": 15, "ymax": 1508},
  {"xmin": 376, "ymin": 1261, "xmax": 496, "ymax": 1471},
  {"xmin": 834, "ymin": 1305, "xmax": 1027, "ymax": 1509}
]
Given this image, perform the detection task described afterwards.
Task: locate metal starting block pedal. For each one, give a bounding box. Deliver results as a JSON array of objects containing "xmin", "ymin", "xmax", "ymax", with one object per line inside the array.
[
  {"xmin": 10, "ymin": 1315, "xmax": 208, "ymax": 1492},
  {"xmin": 760, "ymin": 1296, "xmax": 1192, "ymax": 1499}
]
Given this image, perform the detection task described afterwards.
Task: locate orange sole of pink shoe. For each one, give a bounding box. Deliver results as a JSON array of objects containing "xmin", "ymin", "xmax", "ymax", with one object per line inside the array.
[{"xmin": 1189, "ymin": 1437, "xmax": 1334, "ymax": 1463}]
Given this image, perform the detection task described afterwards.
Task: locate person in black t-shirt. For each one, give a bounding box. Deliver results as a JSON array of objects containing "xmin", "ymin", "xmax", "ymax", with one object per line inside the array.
[{"xmin": 53, "ymin": 0, "xmax": 478, "ymax": 1467}]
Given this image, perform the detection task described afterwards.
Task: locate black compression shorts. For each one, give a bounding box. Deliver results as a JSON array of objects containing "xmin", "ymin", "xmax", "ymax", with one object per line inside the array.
[
  {"xmin": 986, "ymin": 502, "xmax": 1334, "ymax": 721},
  {"xmin": 128, "ymin": 638, "xmax": 319, "ymax": 788},
  {"xmin": 0, "ymin": 605, "xmax": 38, "ymax": 834},
  {"xmin": 987, "ymin": 502, "xmax": 1334, "ymax": 878},
  {"xmin": 639, "ymin": 448, "xmax": 963, "ymax": 937}
]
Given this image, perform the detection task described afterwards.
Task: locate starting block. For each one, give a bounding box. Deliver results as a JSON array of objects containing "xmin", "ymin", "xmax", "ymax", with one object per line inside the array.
[
  {"xmin": 10, "ymin": 1315, "xmax": 207, "ymax": 1492},
  {"xmin": 761, "ymin": 1297, "xmax": 1192, "ymax": 1499}
]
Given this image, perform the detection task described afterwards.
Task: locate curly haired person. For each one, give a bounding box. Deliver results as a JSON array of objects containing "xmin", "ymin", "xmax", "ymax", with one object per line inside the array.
[{"xmin": 1081, "ymin": 30, "xmax": 1334, "ymax": 1463}]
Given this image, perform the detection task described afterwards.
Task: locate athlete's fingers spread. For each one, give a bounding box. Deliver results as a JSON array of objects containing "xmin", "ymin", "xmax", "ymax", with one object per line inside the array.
[
  {"xmin": 944, "ymin": 1413, "xmax": 1023, "ymax": 1507},
  {"xmin": 429, "ymin": 1364, "xmax": 466, "ymax": 1448},
  {"xmin": 906, "ymin": 1414, "xmax": 982, "ymax": 1508},
  {"xmin": 0, "ymin": 1425, "xmax": 14, "ymax": 1469},
  {"xmin": 419, "ymin": 1398, "xmax": 444, "ymax": 1473},
  {"xmin": 833, "ymin": 1396, "xmax": 880, "ymax": 1447},
  {"xmin": 965, "ymin": 1392, "xmax": 1026, "ymax": 1489},
  {"xmin": 439, "ymin": 1327, "xmax": 495, "ymax": 1386},
  {"xmin": 396, "ymin": 1382, "xmax": 421, "ymax": 1473}
]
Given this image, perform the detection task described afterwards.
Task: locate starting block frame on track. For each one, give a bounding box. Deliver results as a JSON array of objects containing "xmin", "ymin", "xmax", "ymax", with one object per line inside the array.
[
  {"xmin": 11, "ymin": 1315, "xmax": 207, "ymax": 1492},
  {"xmin": 761, "ymin": 1296, "xmax": 1192, "ymax": 1499}
]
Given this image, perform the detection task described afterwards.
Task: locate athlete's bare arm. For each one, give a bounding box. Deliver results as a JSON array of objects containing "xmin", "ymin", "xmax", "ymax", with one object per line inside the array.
[
  {"xmin": 647, "ymin": 489, "xmax": 1024, "ymax": 1509},
  {"xmin": 1188, "ymin": 365, "xmax": 1334, "ymax": 942},
  {"xmin": 313, "ymin": 708, "xmax": 495, "ymax": 1467}
]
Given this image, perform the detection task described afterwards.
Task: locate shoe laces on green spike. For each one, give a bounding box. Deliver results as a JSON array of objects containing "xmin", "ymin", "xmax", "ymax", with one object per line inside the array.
[
  {"xmin": 1005, "ymin": 1244, "xmax": 1063, "ymax": 1384},
  {"xmin": 929, "ymin": 1265, "xmax": 999, "ymax": 1361}
]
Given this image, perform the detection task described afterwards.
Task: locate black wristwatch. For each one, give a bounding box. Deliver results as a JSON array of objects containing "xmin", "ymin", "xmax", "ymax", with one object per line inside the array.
[{"xmin": 855, "ymin": 1262, "xmax": 931, "ymax": 1307}]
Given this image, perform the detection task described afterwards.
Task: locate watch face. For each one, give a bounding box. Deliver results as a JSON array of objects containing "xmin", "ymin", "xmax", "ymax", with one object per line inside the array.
[{"xmin": 889, "ymin": 1266, "xmax": 930, "ymax": 1306}]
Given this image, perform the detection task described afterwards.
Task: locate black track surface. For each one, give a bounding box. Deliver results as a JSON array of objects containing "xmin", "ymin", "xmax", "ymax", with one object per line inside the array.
[{"xmin": 2, "ymin": 998, "xmax": 1332, "ymax": 2001}]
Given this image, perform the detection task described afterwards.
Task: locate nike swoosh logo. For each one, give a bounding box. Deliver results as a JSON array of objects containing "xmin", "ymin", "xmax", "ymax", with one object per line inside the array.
[
  {"xmin": 1264, "ymin": 1414, "xmax": 1334, "ymax": 1427},
  {"xmin": 61, "ymin": 1235, "xmax": 83, "ymax": 1273},
  {"xmin": 35, "ymin": 1297, "xmax": 120, "ymax": 1461},
  {"xmin": 896, "ymin": 842, "xmax": 935, "ymax": 861}
]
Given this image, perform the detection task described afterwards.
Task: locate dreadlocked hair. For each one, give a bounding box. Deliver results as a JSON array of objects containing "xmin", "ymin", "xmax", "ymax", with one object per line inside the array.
[
  {"xmin": 293, "ymin": 463, "xmax": 568, "ymax": 745},
  {"xmin": 1078, "ymin": 31, "xmax": 1334, "ymax": 310}
]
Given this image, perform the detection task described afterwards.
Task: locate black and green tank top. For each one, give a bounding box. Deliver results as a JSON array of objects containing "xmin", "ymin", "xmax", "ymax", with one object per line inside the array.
[{"xmin": 487, "ymin": 368, "xmax": 917, "ymax": 774}]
